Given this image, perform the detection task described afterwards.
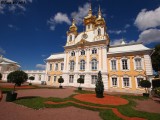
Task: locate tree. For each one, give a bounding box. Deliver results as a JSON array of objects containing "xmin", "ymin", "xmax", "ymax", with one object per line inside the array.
[
  {"xmin": 58, "ymin": 76, "xmax": 64, "ymax": 88},
  {"xmin": 140, "ymin": 80, "xmax": 151, "ymax": 94},
  {"xmin": 7, "ymin": 70, "xmax": 28, "ymax": 91},
  {"xmin": 151, "ymin": 44, "xmax": 160, "ymax": 77},
  {"xmin": 77, "ymin": 78, "xmax": 84, "ymax": 90},
  {"xmin": 95, "ymin": 71, "xmax": 104, "ymax": 98},
  {"xmin": 29, "ymin": 76, "xmax": 35, "ymax": 85},
  {"xmin": 0, "ymin": 73, "xmax": 2, "ymax": 80}
]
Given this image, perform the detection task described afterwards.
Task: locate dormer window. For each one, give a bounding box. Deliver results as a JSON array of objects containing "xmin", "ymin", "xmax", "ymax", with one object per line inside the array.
[
  {"xmin": 98, "ymin": 28, "xmax": 101, "ymax": 36},
  {"xmin": 92, "ymin": 48, "xmax": 97, "ymax": 54},
  {"xmin": 71, "ymin": 51, "xmax": 75, "ymax": 56},
  {"xmin": 81, "ymin": 50, "xmax": 85, "ymax": 55}
]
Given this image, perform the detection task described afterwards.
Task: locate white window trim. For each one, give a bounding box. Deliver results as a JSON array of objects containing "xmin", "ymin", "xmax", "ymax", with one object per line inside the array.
[
  {"xmin": 90, "ymin": 59, "xmax": 98, "ymax": 70},
  {"xmin": 122, "ymin": 75, "xmax": 132, "ymax": 88},
  {"xmin": 133, "ymin": 56, "xmax": 144, "ymax": 71},
  {"xmin": 110, "ymin": 75, "xmax": 119, "ymax": 88},
  {"xmin": 110, "ymin": 58, "xmax": 118, "ymax": 71},
  {"xmin": 120, "ymin": 57, "xmax": 130, "ymax": 71},
  {"xmin": 55, "ymin": 63, "xmax": 59, "ymax": 71}
]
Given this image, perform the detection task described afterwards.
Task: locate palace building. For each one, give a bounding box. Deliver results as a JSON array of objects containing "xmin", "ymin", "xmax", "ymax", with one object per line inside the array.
[{"xmin": 46, "ymin": 5, "xmax": 153, "ymax": 93}]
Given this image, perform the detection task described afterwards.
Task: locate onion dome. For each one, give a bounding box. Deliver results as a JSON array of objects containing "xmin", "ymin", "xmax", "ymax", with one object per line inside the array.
[
  {"xmin": 67, "ymin": 19, "xmax": 78, "ymax": 35},
  {"xmin": 95, "ymin": 5, "xmax": 106, "ymax": 27}
]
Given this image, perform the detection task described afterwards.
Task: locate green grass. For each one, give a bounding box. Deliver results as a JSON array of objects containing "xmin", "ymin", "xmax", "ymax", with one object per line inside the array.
[{"xmin": 13, "ymin": 90, "xmax": 160, "ymax": 120}]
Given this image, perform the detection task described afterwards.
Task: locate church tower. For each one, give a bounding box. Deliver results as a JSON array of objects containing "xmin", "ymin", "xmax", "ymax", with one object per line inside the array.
[
  {"xmin": 83, "ymin": 4, "xmax": 96, "ymax": 32},
  {"xmin": 66, "ymin": 19, "xmax": 78, "ymax": 46}
]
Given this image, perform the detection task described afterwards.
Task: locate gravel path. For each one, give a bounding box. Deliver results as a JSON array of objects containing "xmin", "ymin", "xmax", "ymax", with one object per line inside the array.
[
  {"xmin": 0, "ymin": 102, "xmax": 101, "ymax": 120},
  {"xmin": 134, "ymin": 99, "xmax": 160, "ymax": 114},
  {"xmin": 17, "ymin": 88, "xmax": 75, "ymax": 98}
]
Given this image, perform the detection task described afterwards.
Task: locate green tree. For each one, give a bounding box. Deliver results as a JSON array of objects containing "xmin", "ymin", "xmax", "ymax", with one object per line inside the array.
[
  {"xmin": 58, "ymin": 76, "xmax": 64, "ymax": 88},
  {"xmin": 7, "ymin": 70, "xmax": 28, "ymax": 91},
  {"xmin": 77, "ymin": 78, "xmax": 84, "ymax": 88},
  {"xmin": 151, "ymin": 44, "xmax": 160, "ymax": 77},
  {"xmin": 0, "ymin": 73, "xmax": 2, "ymax": 80},
  {"xmin": 95, "ymin": 71, "xmax": 104, "ymax": 98},
  {"xmin": 140, "ymin": 80, "xmax": 151, "ymax": 94},
  {"xmin": 29, "ymin": 76, "xmax": 35, "ymax": 85}
]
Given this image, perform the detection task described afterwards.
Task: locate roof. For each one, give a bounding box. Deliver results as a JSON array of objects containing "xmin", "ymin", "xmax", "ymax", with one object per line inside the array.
[
  {"xmin": 47, "ymin": 53, "xmax": 65, "ymax": 60},
  {"xmin": 0, "ymin": 56, "xmax": 20, "ymax": 67},
  {"xmin": 108, "ymin": 42, "xmax": 152, "ymax": 54}
]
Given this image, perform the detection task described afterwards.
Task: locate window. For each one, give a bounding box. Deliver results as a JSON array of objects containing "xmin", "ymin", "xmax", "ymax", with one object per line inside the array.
[
  {"xmin": 70, "ymin": 35, "xmax": 72, "ymax": 41},
  {"xmin": 80, "ymin": 75, "xmax": 85, "ymax": 84},
  {"xmin": 91, "ymin": 75, "xmax": 97, "ymax": 84},
  {"xmin": 122, "ymin": 59, "xmax": 128, "ymax": 70},
  {"xmin": 49, "ymin": 64, "xmax": 52, "ymax": 71},
  {"xmin": 55, "ymin": 63, "xmax": 58, "ymax": 71},
  {"xmin": 112, "ymin": 77, "xmax": 117, "ymax": 86},
  {"xmin": 48, "ymin": 76, "xmax": 51, "ymax": 81},
  {"xmin": 111, "ymin": 60, "xmax": 116, "ymax": 70},
  {"xmin": 81, "ymin": 50, "xmax": 85, "ymax": 55},
  {"xmin": 137, "ymin": 78, "xmax": 143, "ymax": 87},
  {"xmin": 61, "ymin": 63, "xmax": 64, "ymax": 70},
  {"xmin": 135, "ymin": 58, "xmax": 142, "ymax": 70},
  {"xmin": 91, "ymin": 59, "xmax": 97, "ymax": 70},
  {"xmin": 123, "ymin": 78, "xmax": 129, "ymax": 87},
  {"xmin": 80, "ymin": 60, "xmax": 85, "ymax": 70},
  {"xmin": 69, "ymin": 75, "xmax": 74, "ymax": 83},
  {"xmin": 71, "ymin": 51, "xmax": 75, "ymax": 56},
  {"xmin": 80, "ymin": 75, "xmax": 85, "ymax": 80},
  {"xmin": 98, "ymin": 28, "xmax": 101, "ymax": 35},
  {"xmin": 88, "ymin": 25, "xmax": 90, "ymax": 29},
  {"xmin": 39, "ymin": 75, "xmax": 41, "ymax": 81},
  {"xmin": 92, "ymin": 48, "xmax": 97, "ymax": 54},
  {"xmin": 70, "ymin": 61, "xmax": 75, "ymax": 70},
  {"xmin": 54, "ymin": 76, "xmax": 56, "ymax": 82}
]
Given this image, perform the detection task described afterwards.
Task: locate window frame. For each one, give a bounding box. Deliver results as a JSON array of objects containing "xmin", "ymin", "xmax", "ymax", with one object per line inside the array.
[
  {"xmin": 69, "ymin": 75, "xmax": 74, "ymax": 83},
  {"xmin": 70, "ymin": 61, "xmax": 75, "ymax": 71},
  {"xmin": 91, "ymin": 59, "xmax": 97, "ymax": 70},
  {"xmin": 92, "ymin": 48, "xmax": 97, "ymax": 54},
  {"xmin": 91, "ymin": 75, "xmax": 97, "ymax": 84},
  {"xmin": 80, "ymin": 60, "xmax": 85, "ymax": 70}
]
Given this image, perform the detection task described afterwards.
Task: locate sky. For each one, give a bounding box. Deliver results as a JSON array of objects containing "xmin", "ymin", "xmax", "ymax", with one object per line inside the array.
[{"xmin": 0, "ymin": 0, "xmax": 160, "ymax": 70}]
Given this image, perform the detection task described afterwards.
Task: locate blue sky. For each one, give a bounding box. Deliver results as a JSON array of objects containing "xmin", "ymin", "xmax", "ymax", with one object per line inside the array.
[{"xmin": 0, "ymin": 0, "xmax": 160, "ymax": 70}]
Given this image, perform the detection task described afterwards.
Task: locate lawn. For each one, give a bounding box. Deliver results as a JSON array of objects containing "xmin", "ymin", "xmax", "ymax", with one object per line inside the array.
[{"xmin": 13, "ymin": 90, "xmax": 160, "ymax": 120}]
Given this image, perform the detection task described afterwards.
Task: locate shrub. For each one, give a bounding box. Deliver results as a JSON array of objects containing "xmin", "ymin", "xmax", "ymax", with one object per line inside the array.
[
  {"xmin": 77, "ymin": 78, "xmax": 84, "ymax": 88},
  {"xmin": 152, "ymin": 79, "xmax": 160, "ymax": 88},
  {"xmin": 7, "ymin": 70, "xmax": 28, "ymax": 91},
  {"xmin": 58, "ymin": 76, "xmax": 64, "ymax": 88},
  {"xmin": 140, "ymin": 80, "xmax": 151, "ymax": 94},
  {"xmin": 95, "ymin": 71, "xmax": 104, "ymax": 98},
  {"xmin": 0, "ymin": 73, "xmax": 2, "ymax": 80}
]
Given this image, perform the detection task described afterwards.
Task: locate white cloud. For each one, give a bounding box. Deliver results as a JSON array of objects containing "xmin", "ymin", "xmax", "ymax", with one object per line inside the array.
[
  {"xmin": 137, "ymin": 29, "xmax": 160, "ymax": 44},
  {"xmin": 0, "ymin": 47, "xmax": 6, "ymax": 54},
  {"xmin": 108, "ymin": 30, "xmax": 126, "ymax": 35},
  {"xmin": 135, "ymin": 7, "xmax": 160, "ymax": 31},
  {"xmin": 124, "ymin": 24, "xmax": 130, "ymax": 29},
  {"xmin": 110, "ymin": 38, "xmax": 123, "ymax": 45},
  {"xmin": 36, "ymin": 64, "xmax": 46, "ymax": 69},
  {"xmin": 71, "ymin": 3, "xmax": 90, "ymax": 25},
  {"xmin": 0, "ymin": 0, "xmax": 32, "ymax": 14},
  {"xmin": 47, "ymin": 12, "xmax": 71, "ymax": 31},
  {"xmin": 8, "ymin": 24, "xmax": 19, "ymax": 30}
]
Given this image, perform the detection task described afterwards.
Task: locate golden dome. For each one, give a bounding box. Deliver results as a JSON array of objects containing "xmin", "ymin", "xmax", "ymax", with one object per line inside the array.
[
  {"xmin": 95, "ymin": 6, "xmax": 105, "ymax": 26},
  {"xmin": 83, "ymin": 3, "xmax": 96, "ymax": 25},
  {"xmin": 69, "ymin": 19, "xmax": 77, "ymax": 32}
]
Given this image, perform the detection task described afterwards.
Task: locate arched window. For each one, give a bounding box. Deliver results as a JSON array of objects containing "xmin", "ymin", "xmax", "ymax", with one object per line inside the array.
[
  {"xmin": 81, "ymin": 50, "xmax": 85, "ymax": 55},
  {"xmin": 91, "ymin": 59, "xmax": 97, "ymax": 70},
  {"xmin": 135, "ymin": 58, "xmax": 142, "ymax": 70},
  {"xmin": 98, "ymin": 28, "xmax": 101, "ymax": 35},
  {"xmin": 92, "ymin": 48, "xmax": 97, "ymax": 54},
  {"xmin": 71, "ymin": 51, "xmax": 75, "ymax": 56},
  {"xmin": 70, "ymin": 61, "xmax": 75, "ymax": 70},
  {"xmin": 80, "ymin": 60, "xmax": 85, "ymax": 70},
  {"xmin": 69, "ymin": 35, "xmax": 72, "ymax": 41}
]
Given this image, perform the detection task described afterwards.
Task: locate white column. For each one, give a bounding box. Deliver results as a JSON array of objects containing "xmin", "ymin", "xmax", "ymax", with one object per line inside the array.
[
  {"xmin": 102, "ymin": 46, "xmax": 107, "ymax": 72},
  {"xmin": 98, "ymin": 47, "xmax": 102, "ymax": 71},
  {"xmin": 75, "ymin": 50, "xmax": 79, "ymax": 72},
  {"xmin": 86, "ymin": 48, "xmax": 90, "ymax": 71},
  {"xmin": 66, "ymin": 52, "xmax": 69, "ymax": 71},
  {"xmin": 63, "ymin": 51, "xmax": 67, "ymax": 72}
]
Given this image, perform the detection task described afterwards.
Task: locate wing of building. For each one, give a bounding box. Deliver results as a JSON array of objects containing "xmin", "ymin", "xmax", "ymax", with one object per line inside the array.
[
  {"xmin": 0, "ymin": 55, "xmax": 20, "ymax": 80},
  {"xmin": 45, "ymin": 5, "xmax": 154, "ymax": 93}
]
